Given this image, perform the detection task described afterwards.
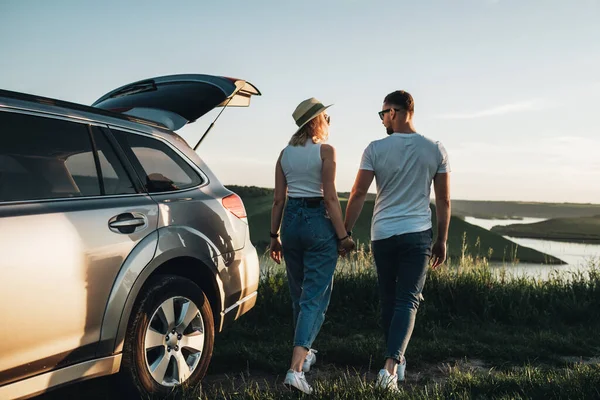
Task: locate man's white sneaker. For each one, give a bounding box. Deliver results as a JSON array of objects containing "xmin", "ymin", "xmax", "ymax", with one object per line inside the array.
[
  {"xmin": 284, "ymin": 369, "xmax": 313, "ymax": 394},
  {"xmin": 397, "ymin": 358, "xmax": 406, "ymax": 382},
  {"xmin": 302, "ymin": 349, "xmax": 318, "ymax": 373},
  {"xmin": 375, "ymin": 368, "xmax": 399, "ymax": 392}
]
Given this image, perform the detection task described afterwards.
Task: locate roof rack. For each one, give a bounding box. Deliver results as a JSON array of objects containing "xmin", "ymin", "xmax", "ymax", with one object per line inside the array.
[{"xmin": 0, "ymin": 88, "xmax": 167, "ymax": 129}]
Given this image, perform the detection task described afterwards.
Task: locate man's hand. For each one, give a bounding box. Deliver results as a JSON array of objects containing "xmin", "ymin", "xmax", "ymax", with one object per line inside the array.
[
  {"xmin": 338, "ymin": 237, "xmax": 356, "ymax": 257},
  {"xmin": 432, "ymin": 172, "xmax": 450, "ymax": 270},
  {"xmin": 431, "ymin": 240, "xmax": 447, "ymax": 269},
  {"xmin": 270, "ymin": 238, "xmax": 283, "ymax": 264}
]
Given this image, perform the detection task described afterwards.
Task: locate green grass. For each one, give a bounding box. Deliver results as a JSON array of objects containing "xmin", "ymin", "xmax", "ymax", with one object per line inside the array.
[
  {"xmin": 40, "ymin": 253, "xmax": 600, "ymax": 399},
  {"xmin": 491, "ymin": 215, "xmax": 600, "ymax": 244},
  {"xmin": 210, "ymin": 253, "xmax": 600, "ymax": 373},
  {"xmin": 199, "ymin": 253, "xmax": 600, "ymax": 399},
  {"xmin": 228, "ymin": 185, "xmax": 565, "ymax": 264},
  {"xmin": 198, "ymin": 364, "xmax": 600, "ymax": 399}
]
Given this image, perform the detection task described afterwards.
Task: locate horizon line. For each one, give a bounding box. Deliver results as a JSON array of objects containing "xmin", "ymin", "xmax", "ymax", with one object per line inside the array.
[{"xmin": 223, "ymin": 184, "xmax": 600, "ymax": 206}]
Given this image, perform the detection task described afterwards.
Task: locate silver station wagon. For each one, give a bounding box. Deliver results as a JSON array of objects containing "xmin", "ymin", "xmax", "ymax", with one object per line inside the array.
[{"xmin": 0, "ymin": 74, "xmax": 261, "ymax": 399}]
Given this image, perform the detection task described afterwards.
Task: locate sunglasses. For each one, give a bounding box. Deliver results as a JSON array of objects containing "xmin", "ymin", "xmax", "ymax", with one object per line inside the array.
[
  {"xmin": 324, "ymin": 114, "xmax": 331, "ymax": 124},
  {"xmin": 378, "ymin": 108, "xmax": 401, "ymax": 120}
]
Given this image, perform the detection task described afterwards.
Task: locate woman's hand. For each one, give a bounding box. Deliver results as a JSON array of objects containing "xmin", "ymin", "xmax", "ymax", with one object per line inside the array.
[
  {"xmin": 338, "ymin": 236, "xmax": 356, "ymax": 257},
  {"xmin": 270, "ymin": 237, "xmax": 283, "ymax": 264}
]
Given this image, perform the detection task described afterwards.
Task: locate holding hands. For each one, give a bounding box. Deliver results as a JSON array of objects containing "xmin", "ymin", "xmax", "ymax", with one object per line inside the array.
[
  {"xmin": 338, "ymin": 235, "xmax": 356, "ymax": 257},
  {"xmin": 270, "ymin": 237, "xmax": 283, "ymax": 264},
  {"xmin": 271, "ymin": 234, "xmax": 356, "ymax": 263}
]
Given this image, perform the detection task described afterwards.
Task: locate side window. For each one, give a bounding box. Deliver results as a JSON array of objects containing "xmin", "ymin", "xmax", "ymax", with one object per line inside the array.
[
  {"xmin": 91, "ymin": 128, "xmax": 137, "ymax": 195},
  {"xmin": 65, "ymin": 151, "xmax": 100, "ymax": 197},
  {"xmin": 0, "ymin": 111, "xmax": 100, "ymax": 202},
  {"xmin": 112, "ymin": 130, "xmax": 203, "ymax": 193}
]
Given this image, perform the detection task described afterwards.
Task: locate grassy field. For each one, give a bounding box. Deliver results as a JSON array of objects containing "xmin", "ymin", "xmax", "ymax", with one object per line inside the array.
[
  {"xmin": 449, "ymin": 200, "xmax": 600, "ymax": 220},
  {"xmin": 228, "ymin": 185, "xmax": 565, "ymax": 264},
  {"xmin": 491, "ymin": 215, "xmax": 600, "ymax": 244},
  {"xmin": 40, "ymin": 253, "xmax": 600, "ymax": 399},
  {"xmin": 203, "ymin": 253, "xmax": 600, "ymax": 399}
]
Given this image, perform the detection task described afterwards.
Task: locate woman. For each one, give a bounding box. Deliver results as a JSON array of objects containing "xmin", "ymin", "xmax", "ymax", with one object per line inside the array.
[{"xmin": 269, "ymin": 97, "xmax": 356, "ymax": 394}]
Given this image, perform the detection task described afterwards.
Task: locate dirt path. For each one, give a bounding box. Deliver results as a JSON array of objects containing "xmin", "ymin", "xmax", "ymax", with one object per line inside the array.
[
  {"xmin": 201, "ymin": 358, "xmax": 492, "ymax": 395},
  {"xmin": 36, "ymin": 357, "xmax": 598, "ymax": 399},
  {"xmin": 35, "ymin": 359, "xmax": 478, "ymax": 399}
]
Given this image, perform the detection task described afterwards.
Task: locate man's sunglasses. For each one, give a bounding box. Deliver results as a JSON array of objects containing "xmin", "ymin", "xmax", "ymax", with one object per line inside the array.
[{"xmin": 378, "ymin": 108, "xmax": 401, "ymax": 120}]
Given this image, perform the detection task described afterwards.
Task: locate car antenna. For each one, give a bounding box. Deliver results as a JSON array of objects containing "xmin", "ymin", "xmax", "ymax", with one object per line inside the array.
[{"xmin": 193, "ymin": 96, "xmax": 234, "ymax": 151}]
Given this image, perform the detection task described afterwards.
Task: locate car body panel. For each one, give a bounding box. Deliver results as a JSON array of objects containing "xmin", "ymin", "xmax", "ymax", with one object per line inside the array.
[
  {"xmin": 0, "ymin": 195, "xmax": 158, "ymax": 385},
  {"xmin": 0, "ymin": 355, "xmax": 122, "ymax": 400}
]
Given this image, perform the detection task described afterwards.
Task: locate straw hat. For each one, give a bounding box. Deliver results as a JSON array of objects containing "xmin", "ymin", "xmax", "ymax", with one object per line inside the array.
[{"xmin": 292, "ymin": 97, "xmax": 332, "ymax": 134}]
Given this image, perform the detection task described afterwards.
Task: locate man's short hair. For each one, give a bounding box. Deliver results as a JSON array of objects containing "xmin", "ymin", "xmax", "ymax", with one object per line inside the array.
[{"xmin": 384, "ymin": 90, "xmax": 414, "ymax": 113}]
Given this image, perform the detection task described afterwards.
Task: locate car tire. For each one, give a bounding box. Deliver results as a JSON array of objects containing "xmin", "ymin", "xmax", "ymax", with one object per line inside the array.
[{"xmin": 121, "ymin": 275, "xmax": 214, "ymax": 398}]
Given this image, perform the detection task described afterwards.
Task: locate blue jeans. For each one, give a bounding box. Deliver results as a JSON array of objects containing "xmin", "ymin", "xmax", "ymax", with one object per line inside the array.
[
  {"xmin": 281, "ymin": 198, "xmax": 338, "ymax": 349},
  {"xmin": 372, "ymin": 229, "xmax": 433, "ymax": 361}
]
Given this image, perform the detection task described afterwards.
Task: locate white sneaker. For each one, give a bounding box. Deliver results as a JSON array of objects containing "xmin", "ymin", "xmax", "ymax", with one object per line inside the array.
[
  {"xmin": 375, "ymin": 369, "xmax": 399, "ymax": 392},
  {"xmin": 284, "ymin": 369, "xmax": 313, "ymax": 394},
  {"xmin": 302, "ymin": 349, "xmax": 318, "ymax": 373},
  {"xmin": 397, "ymin": 358, "xmax": 406, "ymax": 382}
]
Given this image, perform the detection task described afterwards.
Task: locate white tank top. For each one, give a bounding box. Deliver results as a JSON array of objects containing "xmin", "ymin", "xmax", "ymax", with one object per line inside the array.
[{"xmin": 281, "ymin": 141, "xmax": 323, "ymax": 198}]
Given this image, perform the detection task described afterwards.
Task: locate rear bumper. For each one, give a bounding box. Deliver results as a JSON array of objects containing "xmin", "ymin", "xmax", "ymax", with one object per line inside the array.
[
  {"xmin": 221, "ymin": 291, "xmax": 258, "ymax": 326},
  {"xmin": 217, "ymin": 242, "xmax": 259, "ymax": 331}
]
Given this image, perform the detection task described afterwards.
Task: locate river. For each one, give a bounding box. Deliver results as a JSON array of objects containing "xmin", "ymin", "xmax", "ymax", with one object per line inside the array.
[{"xmin": 464, "ymin": 217, "xmax": 600, "ymax": 279}]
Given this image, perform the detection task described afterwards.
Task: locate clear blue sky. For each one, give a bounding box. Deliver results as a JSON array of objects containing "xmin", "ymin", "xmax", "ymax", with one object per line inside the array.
[{"xmin": 1, "ymin": 0, "xmax": 599, "ymax": 202}]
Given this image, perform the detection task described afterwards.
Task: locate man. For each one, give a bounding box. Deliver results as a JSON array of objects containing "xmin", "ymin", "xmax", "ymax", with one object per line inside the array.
[{"xmin": 344, "ymin": 90, "xmax": 451, "ymax": 391}]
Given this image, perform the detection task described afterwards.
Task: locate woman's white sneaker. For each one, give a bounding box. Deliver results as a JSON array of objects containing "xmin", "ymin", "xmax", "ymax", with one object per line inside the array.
[
  {"xmin": 375, "ymin": 369, "xmax": 399, "ymax": 392},
  {"xmin": 284, "ymin": 369, "xmax": 313, "ymax": 394},
  {"xmin": 302, "ymin": 349, "xmax": 318, "ymax": 373}
]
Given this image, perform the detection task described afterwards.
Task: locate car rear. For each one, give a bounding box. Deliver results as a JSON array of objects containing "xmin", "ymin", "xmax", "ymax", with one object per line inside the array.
[{"xmin": 156, "ymin": 130, "xmax": 261, "ymax": 327}]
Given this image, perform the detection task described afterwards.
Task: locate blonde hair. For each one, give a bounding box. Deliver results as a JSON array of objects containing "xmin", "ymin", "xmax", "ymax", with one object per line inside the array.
[{"xmin": 289, "ymin": 113, "xmax": 329, "ymax": 146}]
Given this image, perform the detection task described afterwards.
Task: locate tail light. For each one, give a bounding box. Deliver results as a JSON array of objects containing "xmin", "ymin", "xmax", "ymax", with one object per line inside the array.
[{"xmin": 222, "ymin": 193, "xmax": 247, "ymax": 220}]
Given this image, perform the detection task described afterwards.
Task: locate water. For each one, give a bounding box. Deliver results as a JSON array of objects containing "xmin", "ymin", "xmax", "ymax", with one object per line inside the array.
[
  {"xmin": 464, "ymin": 216, "xmax": 600, "ymax": 278},
  {"xmin": 504, "ymin": 237, "xmax": 600, "ymax": 266},
  {"xmin": 464, "ymin": 217, "xmax": 547, "ymax": 231}
]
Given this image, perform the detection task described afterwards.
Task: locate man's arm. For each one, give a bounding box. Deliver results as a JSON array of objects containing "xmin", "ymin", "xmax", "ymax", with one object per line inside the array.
[
  {"xmin": 344, "ymin": 169, "xmax": 375, "ymax": 233},
  {"xmin": 431, "ymin": 172, "xmax": 450, "ymax": 268}
]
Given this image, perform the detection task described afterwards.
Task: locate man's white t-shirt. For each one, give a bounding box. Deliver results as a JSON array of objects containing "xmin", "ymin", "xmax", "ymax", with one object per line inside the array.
[{"xmin": 359, "ymin": 132, "xmax": 450, "ymax": 241}]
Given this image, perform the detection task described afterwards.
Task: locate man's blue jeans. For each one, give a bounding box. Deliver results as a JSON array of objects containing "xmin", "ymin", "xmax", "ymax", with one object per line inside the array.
[
  {"xmin": 372, "ymin": 229, "xmax": 433, "ymax": 361},
  {"xmin": 281, "ymin": 198, "xmax": 338, "ymax": 349}
]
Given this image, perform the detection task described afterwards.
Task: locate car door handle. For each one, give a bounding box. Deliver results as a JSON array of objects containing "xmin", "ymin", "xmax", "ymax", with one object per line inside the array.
[
  {"xmin": 108, "ymin": 213, "xmax": 147, "ymax": 234},
  {"xmin": 109, "ymin": 218, "xmax": 145, "ymax": 228}
]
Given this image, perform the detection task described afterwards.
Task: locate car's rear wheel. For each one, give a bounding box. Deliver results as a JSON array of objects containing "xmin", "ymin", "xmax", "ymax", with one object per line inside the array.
[{"xmin": 122, "ymin": 275, "xmax": 214, "ymax": 398}]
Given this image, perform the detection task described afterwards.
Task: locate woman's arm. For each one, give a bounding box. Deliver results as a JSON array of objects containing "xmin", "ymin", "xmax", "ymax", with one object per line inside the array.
[
  {"xmin": 270, "ymin": 151, "xmax": 287, "ymax": 263},
  {"xmin": 321, "ymin": 144, "xmax": 349, "ymax": 239}
]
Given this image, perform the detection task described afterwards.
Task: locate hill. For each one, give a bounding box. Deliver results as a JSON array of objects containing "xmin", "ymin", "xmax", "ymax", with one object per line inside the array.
[
  {"xmin": 451, "ymin": 200, "xmax": 600, "ymax": 219},
  {"xmin": 491, "ymin": 216, "xmax": 600, "ymax": 244},
  {"xmin": 227, "ymin": 185, "xmax": 565, "ymax": 264}
]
